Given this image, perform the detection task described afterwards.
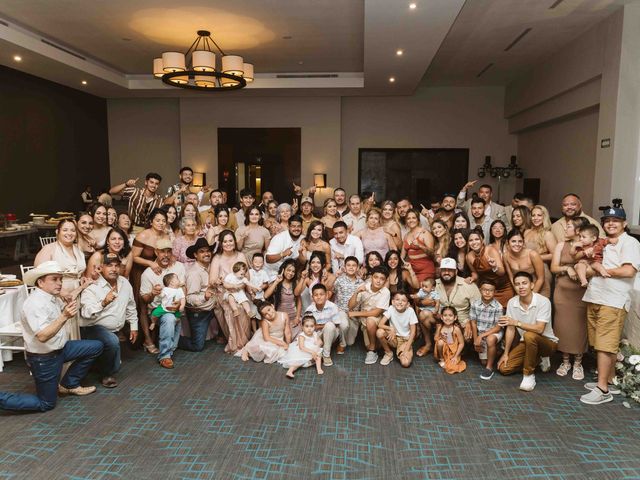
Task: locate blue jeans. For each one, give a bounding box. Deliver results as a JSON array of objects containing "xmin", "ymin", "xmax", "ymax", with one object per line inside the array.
[
  {"xmin": 158, "ymin": 313, "xmax": 180, "ymax": 361},
  {"xmin": 178, "ymin": 310, "xmax": 213, "ymax": 352},
  {"xmin": 0, "ymin": 340, "xmax": 103, "ymax": 412},
  {"xmin": 80, "ymin": 325, "xmax": 121, "ymax": 377}
]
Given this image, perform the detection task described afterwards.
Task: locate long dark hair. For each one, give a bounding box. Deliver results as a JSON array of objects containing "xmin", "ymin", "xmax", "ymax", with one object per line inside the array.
[
  {"xmin": 305, "ymin": 220, "xmax": 326, "ymax": 243},
  {"xmin": 244, "ymin": 206, "xmax": 264, "ymax": 226},
  {"xmin": 307, "ymin": 251, "xmax": 327, "ymax": 278},
  {"xmin": 272, "ymin": 259, "xmax": 298, "ymax": 310},
  {"xmin": 147, "ymin": 207, "xmax": 169, "ymax": 230},
  {"xmin": 384, "ymin": 250, "xmax": 405, "ymax": 292},
  {"xmin": 160, "ymin": 205, "xmax": 179, "ymax": 232},
  {"xmin": 447, "ymin": 228, "xmax": 470, "ymax": 258},
  {"xmin": 489, "ymin": 220, "xmax": 507, "ymax": 251},
  {"xmin": 365, "ymin": 251, "xmax": 384, "ymax": 277},
  {"xmin": 214, "ymin": 229, "xmax": 238, "ymax": 255},
  {"xmin": 103, "ymin": 227, "xmax": 131, "ymax": 258}
]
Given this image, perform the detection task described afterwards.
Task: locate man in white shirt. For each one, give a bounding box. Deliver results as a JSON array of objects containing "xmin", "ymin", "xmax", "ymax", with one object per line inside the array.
[
  {"xmin": 80, "ymin": 253, "xmax": 138, "ymax": 388},
  {"xmin": 497, "ymin": 271, "xmax": 557, "ymax": 392},
  {"xmin": 342, "ymin": 195, "xmax": 367, "ymax": 233},
  {"xmin": 305, "ymin": 284, "xmax": 348, "ymax": 367},
  {"xmin": 0, "ymin": 262, "xmax": 102, "ymax": 412},
  {"xmin": 265, "ymin": 215, "xmax": 303, "ymax": 280},
  {"xmin": 580, "ymin": 206, "xmax": 640, "ymax": 405},
  {"xmin": 139, "ymin": 238, "xmax": 186, "ymax": 369},
  {"xmin": 330, "ymin": 221, "xmax": 364, "ymax": 273}
]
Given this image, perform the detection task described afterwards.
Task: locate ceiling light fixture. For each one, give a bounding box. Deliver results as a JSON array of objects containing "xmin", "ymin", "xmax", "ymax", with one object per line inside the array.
[
  {"xmin": 396, "ymin": 50, "xmax": 404, "ymax": 56},
  {"xmin": 13, "ymin": 55, "xmax": 22, "ymax": 62},
  {"xmin": 409, "ymin": 3, "xmax": 417, "ymax": 9},
  {"xmin": 389, "ymin": 77, "xmax": 396, "ymax": 83},
  {"xmin": 153, "ymin": 30, "xmax": 254, "ymax": 91},
  {"xmin": 81, "ymin": 80, "xmax": 87, "ymax": 85}
]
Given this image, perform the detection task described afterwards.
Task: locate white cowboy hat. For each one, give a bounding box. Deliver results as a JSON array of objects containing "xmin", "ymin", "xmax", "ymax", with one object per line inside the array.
[{"xmin": 24, "ymin": 261, "xmax": 65, "ymax": 286}]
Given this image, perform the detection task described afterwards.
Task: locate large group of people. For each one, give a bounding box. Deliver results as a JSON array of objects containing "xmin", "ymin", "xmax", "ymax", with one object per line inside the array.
[{"xmin": 1, "ymin": 166, "xmax": 638, "ymax": 413}]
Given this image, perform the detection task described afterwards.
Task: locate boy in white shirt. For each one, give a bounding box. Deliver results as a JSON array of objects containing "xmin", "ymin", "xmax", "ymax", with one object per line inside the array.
[
  {"xmin": 248, "ymin": 254, "xmax": 270, "ymax": 301},
  {"xmin": 376, "ymin": 291, "xmax": 418, "ymax": 367}
]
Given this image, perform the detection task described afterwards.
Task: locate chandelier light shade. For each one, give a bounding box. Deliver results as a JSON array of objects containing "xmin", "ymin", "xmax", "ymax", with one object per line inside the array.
[
  {"xmin": 153, "ymin": 30, "xmax": 252, "ymax": 91},
  {"xmin": 243, "ymin": 63, "xmax": 254, "ymax": 82}
]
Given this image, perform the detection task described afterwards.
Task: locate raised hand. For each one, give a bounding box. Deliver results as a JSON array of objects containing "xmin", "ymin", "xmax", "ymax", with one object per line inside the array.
[{"xmin": 126, "ymin": 178, "xmax": 139, "ymax": 187}]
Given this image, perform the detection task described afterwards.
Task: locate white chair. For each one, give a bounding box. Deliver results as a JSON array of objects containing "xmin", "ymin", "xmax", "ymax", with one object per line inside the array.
[
  {"xmin": 20, "ymin": 264, "xmax": 36, "ymax": 295},
  {"xmin": 0, "ymin": 322, "xmax": 25, "ymax": 373},
  {"xmin": 39, "ymin": 236, "xmax": 56, "ymax": 248}
]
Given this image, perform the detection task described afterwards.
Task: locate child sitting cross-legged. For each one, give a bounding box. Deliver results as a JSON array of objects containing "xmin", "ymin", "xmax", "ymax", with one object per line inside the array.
[
  {"xmin": 470, "ymin": 279, "xmax": 504, "ymax": 380},
  {"xmin": 434, "ymin": 306, "xmax": 466, "ymax": 374},
  {"xmin": 278, "ymin": 314, "xmax": 324, "ymax": 378},
  {"xmin": 375, "ymin": 290, "xmax": 418, "ymax": 367}
]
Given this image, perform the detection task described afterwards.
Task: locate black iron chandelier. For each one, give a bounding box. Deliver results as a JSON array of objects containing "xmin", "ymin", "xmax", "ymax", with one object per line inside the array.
[
  {"xmin": 477, "ymin": 155, "xmax": 524, "ymax": 179},
  {"xmin": 153, "ymin": 30, "xmax": 254, "ymax": 91}
]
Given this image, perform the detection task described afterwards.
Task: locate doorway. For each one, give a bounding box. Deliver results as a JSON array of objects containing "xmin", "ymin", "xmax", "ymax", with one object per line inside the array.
[
  {"xmin": 218, "ymin": 128, "xmax": 301, "ymax": 206},
  {"xmin": 359, "ymin": 148, "xmax": 469, "ymax": 206}
]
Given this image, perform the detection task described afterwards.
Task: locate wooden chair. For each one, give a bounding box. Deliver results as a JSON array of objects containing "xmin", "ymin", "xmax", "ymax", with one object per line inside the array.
[{"xmin": 39, "ymin": 236, "xmax": 56, "ymax": 248}]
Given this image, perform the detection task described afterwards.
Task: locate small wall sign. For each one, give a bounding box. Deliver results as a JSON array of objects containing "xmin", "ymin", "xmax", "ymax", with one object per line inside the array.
[{"xmin": 601, "ymin": 138, "xmax": 611, "ymax": 148}]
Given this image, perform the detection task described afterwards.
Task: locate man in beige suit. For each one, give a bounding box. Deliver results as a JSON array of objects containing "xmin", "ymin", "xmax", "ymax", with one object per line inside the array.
[{"xmin": 457, "ymin": 181, "xmax": 508, "ymax": 225}]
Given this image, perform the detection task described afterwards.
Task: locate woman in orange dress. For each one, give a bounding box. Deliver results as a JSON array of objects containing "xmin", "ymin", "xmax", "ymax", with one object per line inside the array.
[
  {"xmin": 402, "ymin": 209, "xmax": 435, "ymax": 281},
  {"xmin": 466, "ymin": 228, "xmax": 513, "ymax": 308}
]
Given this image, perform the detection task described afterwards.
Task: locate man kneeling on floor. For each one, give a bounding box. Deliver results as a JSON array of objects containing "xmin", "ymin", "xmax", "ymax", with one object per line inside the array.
[
  {"xmin": 0, "ymin": 261, "xmax": 103, "ymax": 412},
  {"xmin": 304, "ymin": 284, "xmax": 347, "ymax": 367},
  {"xmin": 80, "ymin": 253, "xmax": 138, "ymax": 388},
  {"xmin": 497, "ymin": 271, "xmax": 558, "ymax": 391}
]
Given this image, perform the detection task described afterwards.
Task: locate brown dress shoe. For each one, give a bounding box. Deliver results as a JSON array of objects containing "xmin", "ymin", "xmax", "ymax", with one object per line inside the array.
[
  {"xmin": 58, "ymin": 385, "xmax": 97, "ymax": 396},
  {"xmin": 101, "ymin": 377, "xmax": 118, "ymax": 388},
  {"xmin": 336, "ymin": 345, "xmax": 346, "ymax": 355},
  {"xmin": 159, "ymin": 358, "xmax": 174, "ymax": 369}
]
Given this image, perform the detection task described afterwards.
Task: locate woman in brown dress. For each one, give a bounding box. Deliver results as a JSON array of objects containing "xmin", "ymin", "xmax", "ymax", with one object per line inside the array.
[
  {"xmin": 466, "ymin": 228, "xmax": 513, "ymax": 308},
  {"xmin": 209, "ymin": 230, "xmax": 252, "ymax": 353},
  {"xmin": 503, "ymin": 229, "xmax": 549, "ymax": 297},
  {"xmin": 550, "ymin": 216, "xmax": 590, "ymax": 380},
  {"xmin": 131, "ymin": 208, "xmax": 169, "ymax": 353},
  {"xmin": 524, "ymin": 205, "xmax": 557, "ymax": 298},
  {"xmin": 235, "ymin": 206, "xmax": 271, "ymax": 264}
]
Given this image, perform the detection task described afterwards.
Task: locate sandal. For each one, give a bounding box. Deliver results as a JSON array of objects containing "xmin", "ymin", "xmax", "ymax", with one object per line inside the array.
[
  {"xmin": 572, "ymin": 363, "xmax": 584, "ymax": 380},
  {"xmin": 556, "ymin": 362, "xmax": 571, "ymax": 377},
  {"xmin": 143, "ymin": 343, "xmax": 159, "ymax": 355},
  {"xmin": 416, "ymin": 345, "xmax": 431, "ymax": 357}
]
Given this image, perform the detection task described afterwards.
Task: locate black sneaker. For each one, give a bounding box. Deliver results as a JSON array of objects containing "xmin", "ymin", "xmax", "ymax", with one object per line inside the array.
[{"xmin": 480, "ymin": 368, "xmax": 494, "ymax": 380}]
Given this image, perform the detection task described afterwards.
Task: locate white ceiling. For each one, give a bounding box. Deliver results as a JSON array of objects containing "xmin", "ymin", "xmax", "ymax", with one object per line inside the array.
[{"xmin": 0, "ymin": 0, "xmax": 631, "ymax": 98}]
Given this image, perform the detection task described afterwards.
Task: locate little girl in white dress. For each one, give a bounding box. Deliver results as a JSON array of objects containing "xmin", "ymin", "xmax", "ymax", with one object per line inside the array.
[{"xmin": 278, "ymin": 315, "xmax": 324, "ymax": 378}]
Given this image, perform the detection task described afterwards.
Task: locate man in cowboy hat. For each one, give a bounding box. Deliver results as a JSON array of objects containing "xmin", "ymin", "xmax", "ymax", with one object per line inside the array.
[
  {"xmin": 580, "ymin": 204, "xmax": 640, "ymax": 405},
  {"xmin": 178, "ymin": 238, "xmax": 217, "ymax": 352},
  {"xmin": 80, "ymin": 253, "xmax": 138, "ymax": 388},
  {"xmin": 139, "ymin": 238, "xmax": 186, "ymax": 368},
  {"xmin": 0, "ymin": 261, "xmax": 103, "ymax": 412}
]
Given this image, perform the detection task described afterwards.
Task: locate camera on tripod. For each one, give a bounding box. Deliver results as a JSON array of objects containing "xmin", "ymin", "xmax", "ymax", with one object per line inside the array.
[{"xmin": 598, "ymin": 198, "xmax": 623, "ymax": 212}]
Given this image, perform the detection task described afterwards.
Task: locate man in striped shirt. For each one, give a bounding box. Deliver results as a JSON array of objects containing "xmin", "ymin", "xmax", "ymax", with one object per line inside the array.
[{"xmin": 109, "ymin": 172, "xmax": 163, "ymax": 229}]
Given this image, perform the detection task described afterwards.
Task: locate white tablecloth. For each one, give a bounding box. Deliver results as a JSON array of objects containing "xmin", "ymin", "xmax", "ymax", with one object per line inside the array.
[{"xmin": 0, "ymin": 287, "xmax": 27, "ymax": 362}]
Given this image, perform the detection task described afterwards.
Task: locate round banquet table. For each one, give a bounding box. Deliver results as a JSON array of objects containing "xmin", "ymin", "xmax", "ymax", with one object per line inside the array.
[{"xmin": 0, "ymin": 287, "xmax": 28, "ymax": 364}]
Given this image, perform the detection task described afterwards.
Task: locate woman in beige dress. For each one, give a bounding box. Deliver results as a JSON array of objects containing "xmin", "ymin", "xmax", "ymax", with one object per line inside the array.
[
  {"xmin": 298, "ymin": 220, "xmax": 331, "ymax": 268},
  {"xmin": 239, "ymin": 301, "xmax": 291, "ymax": 363},
  {"xmin": 550, "ymin": 217, "xmax": 590, "ymax": 380},
  {"xmin": 34, "ymin": 218, "xmax": 90, "ymax": 339},
  {"xmin": 205, "ymin": 206, "xmax": 231, "ymax": 247},
  {"xmin": 236, "ymin": 207, "xmax": 271, "ymax": 264},
  {"xmin": 380, "ymin": 200, "xmax": 403, "ymax": 250},
  {"xmin": 209, "ymin": 230, "xmax": 252, "ymax": 353},
  {"xmin": 524, "ymin": 205, "xmax": 557, "ymax": 297}
]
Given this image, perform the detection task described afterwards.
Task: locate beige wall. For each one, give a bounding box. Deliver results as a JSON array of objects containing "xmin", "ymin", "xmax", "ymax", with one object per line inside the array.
[
  {"xmin": 341, "ymin": 86, "xmax": 518, "ymax": 203},
  {"xmin": 179, "ymin": 96, "xmax": 341, "ymax": 205},
  {"xmin": 517, "ymin": 108, "xmax": 600, "ymax": 218},
  {"xmin": 107, "ymin": 98, "xmax": 181, "ymax": 189},
  {"xmin": 108, "ymin": 86, "xmax": 516, "ymax": 206}
]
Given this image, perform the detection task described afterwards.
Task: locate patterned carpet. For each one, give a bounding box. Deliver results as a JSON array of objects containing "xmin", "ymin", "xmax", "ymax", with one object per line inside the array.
[{"xmin": 1, "ymin": 342, "xmax": 639, "ymax": 480}]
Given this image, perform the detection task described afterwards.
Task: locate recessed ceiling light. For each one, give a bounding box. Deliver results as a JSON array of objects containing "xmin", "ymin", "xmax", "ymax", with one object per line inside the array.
[
  {"xmin": 389, "ymin": 77, "xmax": 396, "ymax": 83},
  {"xmin": 13, "ymin": 55, "xmax": 22, "ymax": 62},
  {"xmin": 396, "ymin": 49, "xmax": 404, "ymax": 56},
  {"xmin": 409, "ymin": 3, "xmax": 417, "ymax": 9},
  {"xmin": 81, "ymin": 80, "xmax": 88, "ymax": 85},
  {"xmin": 298, "ymin": 61, "xmax": 304, "ymax": 65}
]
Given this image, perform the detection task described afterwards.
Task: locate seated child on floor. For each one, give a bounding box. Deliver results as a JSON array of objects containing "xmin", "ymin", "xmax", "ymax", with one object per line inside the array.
[
  {"xmin": 278, "ymin": 315, "xmax": 324, "ymax": 378},
  {"xmin": 470, "ymin": 280, "xmax": 503, "ymax": 380},
  {"xmin": 570, "ymin": 224, "xmax": 611, "ymax": 287},
  {"xmin": 434, "ymin": 306, "xmax": 466, "ymax": 374},
  {"xmin": 376, "ymin": 290, "xmax": 418, "ymax": 368},
  {"xmin": 150, "ymin": 273, "xmax": 185, "ymax": 330},
  {"xmin": 223, "ymin": 261, "xmax": 259, "ymax": 317}
]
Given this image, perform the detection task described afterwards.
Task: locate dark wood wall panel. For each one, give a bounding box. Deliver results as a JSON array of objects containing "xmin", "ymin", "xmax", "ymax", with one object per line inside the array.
[{"xmin": 0, "ymin": 65, "xmax": 110, "ymax": 219}]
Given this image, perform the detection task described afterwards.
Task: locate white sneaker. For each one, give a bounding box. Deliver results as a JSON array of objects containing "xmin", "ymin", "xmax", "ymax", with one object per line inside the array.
[
  {"xmin": 380, "ymin": 352, "xmax": 394, "ymax": 366},
  {"xmin": 539, "ymin": 357, "xmax": 551, "ymax": 373},
  {"xmin": 365, "ymin": 351, "xmax": 379, "ymax": 365},
  {"xmin": 584, "ymin": 382, "xmax": 621, "ymax": 395},
  {"xmin": 519, "ymin": 374, "xmax": 536, "ymax": 391},
  {"xmin": 580, "ymin": 387, "xmax": 613, "ymax": 405}
]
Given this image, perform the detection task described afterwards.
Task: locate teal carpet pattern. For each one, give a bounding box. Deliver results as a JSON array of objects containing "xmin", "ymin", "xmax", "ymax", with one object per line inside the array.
[{"xmin": 1, "ymin": 343, "xmax": 639, "ymax": 479}]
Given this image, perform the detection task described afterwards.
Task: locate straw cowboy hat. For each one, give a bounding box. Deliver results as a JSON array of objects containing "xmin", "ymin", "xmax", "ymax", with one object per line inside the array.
[{"xmin": 24, "ymin": 261, "xmax": 65, "ymax": 286}]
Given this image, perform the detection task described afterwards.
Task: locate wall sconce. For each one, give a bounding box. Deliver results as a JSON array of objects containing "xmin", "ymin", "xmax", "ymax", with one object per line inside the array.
[
  {"xmin": 314, "ymin": 173, "xmax": 327, "ymax": 189},
  {"xmin": 192, "ymin": 172, "xmax": 206, "ymax": 188}
]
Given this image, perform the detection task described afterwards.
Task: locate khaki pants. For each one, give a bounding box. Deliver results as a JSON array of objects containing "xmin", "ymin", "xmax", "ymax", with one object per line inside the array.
[
  {"xmin": 499, "ymin": 331, "xmax": 557, "ymax": 376},
  {"xmin": 586, "ymin": 303, "xmax": 626, "ymax": 354},
  {"xmin": 320, "ymin": 315, "xmax": 349, "ymax": 357},
  {"xmin": 339, "ymin": 311, "xmax": 360, "ymax": 346}
]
